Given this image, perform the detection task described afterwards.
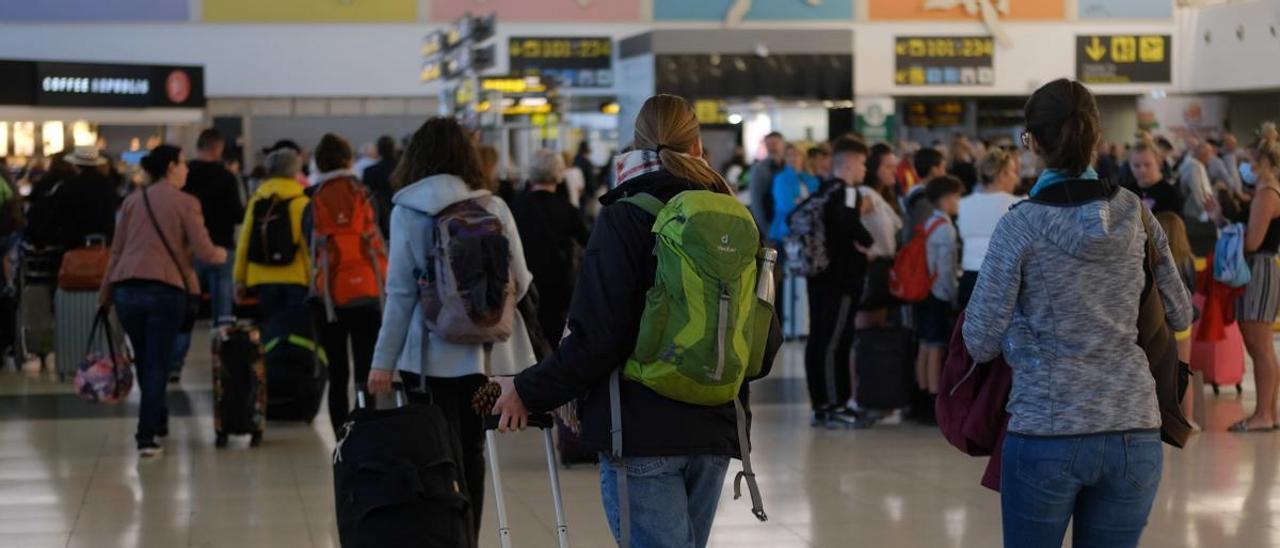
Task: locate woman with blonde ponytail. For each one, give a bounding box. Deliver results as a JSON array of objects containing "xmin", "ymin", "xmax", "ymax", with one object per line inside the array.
[{"xmin": 491, "ymin": 94, "xmax": 781, "ymax": 547}]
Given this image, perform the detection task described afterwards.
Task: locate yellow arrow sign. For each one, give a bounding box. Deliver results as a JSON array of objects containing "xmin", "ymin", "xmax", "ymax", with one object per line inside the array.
[
  {"xmin": 895, "ymin": 41, "xmax": 908, "ymax": 56},
  {"xmin": 1084, "ymin": 36, "xmax": 1107, "ymax": 62}
]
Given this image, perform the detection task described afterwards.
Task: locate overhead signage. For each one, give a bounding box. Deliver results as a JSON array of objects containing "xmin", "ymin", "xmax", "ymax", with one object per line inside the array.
[
  {"xmin": 904, "ymin": 100, "xmax": 966, "ymax": 127},
  {"xmin": 509, "ymin": 36, "xmax": 613, "ymax": 88},
  {"xmin": 480, "ymin": 75, "xmax": 548, "ymax": 94},
  {"xmin": 0, "ymin": 60, "xmax": 205, "ymax": 108},
  {"xmin": 420, "ymin": 60, "xmax": 442, "ymax": 83},
  {"xmin": 1076, "ymin": 34, "xmax": 1171, "ymax": 84},
  {"xmin": 421, "ymin": 32, "xmax": 444, "ymax": 58},
  {"xmin": 894, "ymin": 36, "xmax": 995, "ymax": 86}
]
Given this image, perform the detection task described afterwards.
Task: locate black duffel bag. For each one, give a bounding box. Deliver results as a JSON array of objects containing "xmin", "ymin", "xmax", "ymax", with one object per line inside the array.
[{"xmin": 333, "ymin": 385, "xmax": 475, "ymax": 548}]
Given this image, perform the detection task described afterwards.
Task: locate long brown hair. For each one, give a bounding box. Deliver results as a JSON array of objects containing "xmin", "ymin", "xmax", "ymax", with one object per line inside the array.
[
  {"xmin": 1155, "ymin": 211, "xmax": 1193, "ymax": 268},
  {"xmin": 1024, "ymin": 78, "xmax": 1100, "ymax": 174},
  {"xmin": 392, "ymin": 117, "xmax": 486, "ymax": 191},
  {"xmin": 633, "ymin": 94, "xmax": 732, "ymax": 195}
]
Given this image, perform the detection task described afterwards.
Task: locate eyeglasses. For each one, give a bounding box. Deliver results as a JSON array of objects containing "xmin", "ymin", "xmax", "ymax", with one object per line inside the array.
[{"xmin": 1020, "ymin": 131, "xmax": 1032, "ymax": 150}]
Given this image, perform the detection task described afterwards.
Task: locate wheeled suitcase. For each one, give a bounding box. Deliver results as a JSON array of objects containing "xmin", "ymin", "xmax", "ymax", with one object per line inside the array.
[
  {"xmin": 854, "ymin": 326, "xmax": 917, "ymax": 410},
  {"xmin": 55, "ymin": 288, "xmax": 110, "ymax": 380},
  {"xmin": 485, "ymin": 413, "xmax": 570, "ymax": 548},
  {"xmin": 1191, "ymin": 318, "xmax": 1246, "ymax": 395},
  {"xmin": 263, "ymin": 305, "xmax": 327, "ymax": 422},
  {"xmin": 333, "ymin": 385, "xmax": 476, "ymax": 548},
  {"xmin": 213, "ymin": 322, "xmax": 266, "ymax": 448}
]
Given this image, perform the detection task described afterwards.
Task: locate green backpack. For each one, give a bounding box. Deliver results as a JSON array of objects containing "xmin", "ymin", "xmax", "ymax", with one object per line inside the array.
[
  {"xmin": 620, "ymin": 190, "xmax": 772, "ymax": 404},
  {"xmin": 609, "ymin": 190, "xmax": 773, "ymax": 546}
]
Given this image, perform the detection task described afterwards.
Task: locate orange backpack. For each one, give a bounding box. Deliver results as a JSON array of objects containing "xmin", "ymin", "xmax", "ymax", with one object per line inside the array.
[
  {"xmin": 310, "ymin": 176, "xmax": 387, "ymax": 320},
  {"xmin": 889, "ymin": 216, "xmax": 948, "ymax": 303}
]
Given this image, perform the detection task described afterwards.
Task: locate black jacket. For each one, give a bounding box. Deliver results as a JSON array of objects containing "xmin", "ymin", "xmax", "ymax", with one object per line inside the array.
[
  {"xmin": 53, "ymin": 169, "xmax": 120, "ymax": 249},
  {"xmin": 810, "ymin": 180, "xmax": 875, "ymax": 294},
  {"xmin": 513, "ymin": 171, "xmax": 781, "ymax": 457},
  {"xmin": 1120, "ymin": 178, "xmax": 1185, "ymax": 218},
  {"xmin": 511, "ymin": 189, "xmax": 590, "ymax": 343},
  {"xmin": 184, "ymin": 160, "xmax": 244, "ymax": 248},
  {"xmin": 362, "ymin": 158, "xmax": 396, "ymax": 237}
]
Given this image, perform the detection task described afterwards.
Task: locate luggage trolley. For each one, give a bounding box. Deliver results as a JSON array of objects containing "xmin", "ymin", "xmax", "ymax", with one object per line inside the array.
[{"xmin": 14, "ymin": 241, "xmax": 61, "ymax": 368}]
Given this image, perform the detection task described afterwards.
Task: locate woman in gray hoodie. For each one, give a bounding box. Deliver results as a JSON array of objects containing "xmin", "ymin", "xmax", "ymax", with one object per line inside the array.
[{"xmin": 963, "ymin": 79, "xmax": 1193, "ymax": 548}]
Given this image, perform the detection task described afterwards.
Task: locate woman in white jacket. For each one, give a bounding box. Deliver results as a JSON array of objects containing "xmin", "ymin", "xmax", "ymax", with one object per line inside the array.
[{"xmin": 367, "ymin": 117, "xmax": 535, "ymax": 539}]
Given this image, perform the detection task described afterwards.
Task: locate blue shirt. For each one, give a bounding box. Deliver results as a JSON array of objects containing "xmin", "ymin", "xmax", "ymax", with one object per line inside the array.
[{"xmin": 768, "ymin": 166, "xmax": 821, "ymax": 241}]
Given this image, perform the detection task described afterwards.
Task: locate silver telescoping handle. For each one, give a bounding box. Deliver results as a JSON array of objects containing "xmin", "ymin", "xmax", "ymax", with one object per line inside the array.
[
  {"xmin": 486, "ymin": 429, "xmax": 513, "ymax": 548},
  {"xmin": 543, "ymin": 427, "xmax": 570, "ymax": 548}
]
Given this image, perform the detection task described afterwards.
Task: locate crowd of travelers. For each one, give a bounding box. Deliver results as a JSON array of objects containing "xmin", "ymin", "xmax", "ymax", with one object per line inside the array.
[{"xmin": 1, "ymin": 80, "xmax": 1278, "ymax": 547}]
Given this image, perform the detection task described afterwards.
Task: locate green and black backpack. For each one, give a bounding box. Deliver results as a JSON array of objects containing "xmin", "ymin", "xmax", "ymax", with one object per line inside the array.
[{"xmin": 609, "ymin": 190, "xmax": 774, "ymax": 544}]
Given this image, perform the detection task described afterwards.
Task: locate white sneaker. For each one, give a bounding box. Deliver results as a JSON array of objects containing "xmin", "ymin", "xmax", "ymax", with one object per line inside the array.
[{"xmin": 138, "ymin": 444, "xmax": 165, "ymax": 458}]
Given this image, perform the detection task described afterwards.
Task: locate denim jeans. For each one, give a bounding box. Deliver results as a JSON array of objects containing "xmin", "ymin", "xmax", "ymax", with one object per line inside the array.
[
  {"xmin": 1001, "ymin": 431, "xmax": 1163, "ymax": 548},
  {"xmin": 599, "ymin": 453, "xmax": 730, "ymax": 548},
  {"xmin": 171, "ymin": 259, "xmax": 235, "ymax": 375},
  {"xmin": 112, "ymin": 282, "xmax": 186, "ymax": 447},
  {"xmin": 256, "ymin": 283, "xmax": 311, "ymax": 341}
]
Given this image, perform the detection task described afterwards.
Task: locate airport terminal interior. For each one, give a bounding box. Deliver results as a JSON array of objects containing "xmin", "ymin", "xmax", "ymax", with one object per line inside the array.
[{"xmin": 4, "ymin": 1, "xmax": 1280, "ymax": 547}]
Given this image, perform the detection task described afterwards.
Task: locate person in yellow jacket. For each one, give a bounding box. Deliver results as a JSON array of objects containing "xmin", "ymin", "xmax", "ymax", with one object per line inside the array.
[{"xmin": 234, "ymin": 148, "xmax": 312, "ymax": 324}]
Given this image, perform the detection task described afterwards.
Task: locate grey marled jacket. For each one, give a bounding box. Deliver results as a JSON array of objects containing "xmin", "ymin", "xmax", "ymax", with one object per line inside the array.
[{"xmin": 963, "ymin": 184, "xmax": 1193, "ymax": 436}]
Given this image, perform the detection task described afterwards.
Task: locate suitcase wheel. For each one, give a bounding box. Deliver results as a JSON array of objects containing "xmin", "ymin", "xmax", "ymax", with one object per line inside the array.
[
  {"xmin": 1211, "ymin": 384, "xmax": 1220, "ymax": 396},
  {"xmin": 215, "ymin": 432, "xmax": 229, "ymax": 448},
  {"xmin": 250, "ymin": 431, "xmax": 263, "ymax": 447},
  {"xmin": 1237, "ymin": 384, "xmax": 1244, "ymax": 396}
]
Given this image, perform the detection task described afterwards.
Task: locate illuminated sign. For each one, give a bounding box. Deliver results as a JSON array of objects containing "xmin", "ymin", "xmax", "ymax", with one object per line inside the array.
[
  {"xmin": 0, "ymin": 60, "xmax": 205, "ymax": 108},
  {"xmin": 1076, "ymin": 34, "xmax": 1171, "ymax": 84},
  {"xmin": 693, "ymin": 99, "xmax": 728, "ymax": 125},
  {"xmin": 422, "ymin": 32, "xmax": 444, "ymax": 58},
  {"xmin": 904, "ymin": 101, "xmax": 966, "ymax": 127},
  {"xmin": 480, "ymin": 76, "xmax": 547, "ymax": 94},
  {"xmin": 509, "ymin": 36, "xmax": 613, "ymax": 88},
  {"xmin": 420, "ymin": 60, "xmax": 442, "ymax": 83},
  {"xmin": 894, "ymin": 36, "xmax": 994, "ymax": 86}
]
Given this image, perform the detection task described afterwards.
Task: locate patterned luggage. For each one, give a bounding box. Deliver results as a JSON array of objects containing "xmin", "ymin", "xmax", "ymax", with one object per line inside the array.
[
  {"xmin": 213, "ymin": 322, "xmax": 267, "ymax": 447},
  {"xmin": 55, "ymin": 289, "xmax": 110, "ymax": 380}
]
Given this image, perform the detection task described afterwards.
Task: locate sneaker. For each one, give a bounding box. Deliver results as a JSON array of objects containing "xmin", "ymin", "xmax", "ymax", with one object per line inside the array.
[
  {"xmin": 138, "ymin": 443, "xmax": 165, "ymax": 458},
  {"xmin": 827, "ymin": 407, "xmax": 861, "ymax": 429},
  {"xmin": 810, "ymin": 409, "xmax": 830, "ymax": 428}
]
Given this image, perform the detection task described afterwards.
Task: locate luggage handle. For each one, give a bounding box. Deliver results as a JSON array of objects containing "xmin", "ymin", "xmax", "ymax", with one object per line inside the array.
[
  {"xmin": 483, "ymin": 413, "xmax": 554, "ymax": 431},
  {"xmin": 354, "ymin": 382, "xmax": 409, "ymax": 410}
]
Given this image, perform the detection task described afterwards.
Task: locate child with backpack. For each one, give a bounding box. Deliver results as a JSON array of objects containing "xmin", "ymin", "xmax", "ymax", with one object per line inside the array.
[
  {"xmin": 489, "ymin": 95, "xmax": 782, "ymax": 548},
  {"xmin": 306, "ymin": 133, "xmax": 387, "ymax": 435},
  {"xmin": 788, "ymin": 137, "xmax": 875, "ymax": 428},
  {"xmin": 233, "ymin": 148, "xmax": 312, "ymax": 337},
  {"xmin": 912, "ymin": 176, "xmax": 965, "ymax": 417},
  {"xmin": 366, "ymin": 117, "xmax": 536, "ymax": 541}
]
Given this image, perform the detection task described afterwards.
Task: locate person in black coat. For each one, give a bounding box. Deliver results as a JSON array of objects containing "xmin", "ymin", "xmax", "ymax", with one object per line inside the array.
[
  {"xmin": 511, "ymin": 150, "xmax": 589, "ymax": 347},
  {"xmin": 361, "ymin": 135, "xmax": 398, "ymax": 237},
  {"xmin": 805, "ymin": 137, "xmax": 875, "ymax": 428},
  {"xmin": 54, "ymin": 146, "xmax": 121, "ymax": 250},
  {"xmin": 491, "ymin": 95, "xmax": 781, "ymax": 548}
]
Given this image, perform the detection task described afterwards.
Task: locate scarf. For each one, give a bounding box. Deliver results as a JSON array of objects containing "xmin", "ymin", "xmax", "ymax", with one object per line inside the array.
[
  {"xmin": 614, "ymin": 149, "xmax": 663, "ymax": 187},
  {"xmin": 1029, "ymin": 167, "xmax": 1098, "ymax": 197}
]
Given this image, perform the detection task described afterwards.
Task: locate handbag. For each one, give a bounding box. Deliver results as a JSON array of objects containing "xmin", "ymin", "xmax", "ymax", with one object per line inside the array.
[
  {"xmin": 73, "ymin": 307, "xmax": 133, "ymax": 404},
  {"xmin": 1138, "ymin": 211, "xmax": 1193, "ymax": 448},
  {"xmin": 58, "ymin": 235, "xmax": 110, "ymax": 290},
  {"xmin": 141, "ymin": 186, "xmax": 200, "ymax": 331},
  {"xmin": 1213, "ymin": 223, "xmax": 1251, "ymax": 288}
]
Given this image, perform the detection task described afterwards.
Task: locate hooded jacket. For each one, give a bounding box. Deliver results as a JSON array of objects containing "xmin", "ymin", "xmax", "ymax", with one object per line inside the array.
[
  {"xmin": 233, "ymin": 177, "xmax": 311, "ymax": 288},
  {"xmin": 963, "ymin": 180, "xmax": 1193, "ymax": 437},
  {"xmin": 369, "ymin": 174, "xmax": 535, "ymax": 378},
  {"xmin": 513, "ymin": 171, "xmax": 782, "ymax": 457}
]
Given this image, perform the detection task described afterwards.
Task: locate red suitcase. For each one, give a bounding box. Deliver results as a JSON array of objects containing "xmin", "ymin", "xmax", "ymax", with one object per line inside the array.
[{"xmin": 1191, "ymin": 295, "xmax": 1246, "ymax": 395}]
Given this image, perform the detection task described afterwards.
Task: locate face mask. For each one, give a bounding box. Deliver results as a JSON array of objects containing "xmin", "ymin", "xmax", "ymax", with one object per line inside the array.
[{"xmin": 1242, "ymin": 163, "xmax": 1258, "ymax": 186}]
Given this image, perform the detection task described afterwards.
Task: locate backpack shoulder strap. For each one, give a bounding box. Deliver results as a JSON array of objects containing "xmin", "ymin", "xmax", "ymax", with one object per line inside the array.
[
  {"xmin": 922, "ymin": 215, "xmax": 948, "ymax": 238},
  {"xmin": 619, "ymin": 193, "xmax": 664, "ymax": 217}
]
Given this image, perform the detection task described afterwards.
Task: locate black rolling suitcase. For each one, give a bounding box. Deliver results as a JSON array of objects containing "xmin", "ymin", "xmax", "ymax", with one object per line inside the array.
[
  {"xmin": 854, "ymin": 326, "xmax": 917, "ymax": 410},
  {"xmin": 263, "ymin": 305, "xmax": 327, "ymax": 422},
  {"xmin": 333, "ymin": 385, "xmax": 476, "ymax": 548},
  {"xmin": 213, "ymin": 322, "xmax": 266, "ymax": 448}
]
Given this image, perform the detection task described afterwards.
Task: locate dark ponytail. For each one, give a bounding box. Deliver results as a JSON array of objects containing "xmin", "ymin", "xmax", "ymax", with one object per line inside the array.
[
  {"xmin": 1024, "ymin": 78, "xmax": 1100, "ymax": 174},
  {"xmin": 140, "ymin": 144, "xmax": 182, "ymax": 183}
]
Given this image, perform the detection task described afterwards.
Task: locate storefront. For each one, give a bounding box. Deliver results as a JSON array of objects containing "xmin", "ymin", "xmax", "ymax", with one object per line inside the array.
[{"xmin": 0, "ymin": 59, "xmax": 206, "ymax": 186}]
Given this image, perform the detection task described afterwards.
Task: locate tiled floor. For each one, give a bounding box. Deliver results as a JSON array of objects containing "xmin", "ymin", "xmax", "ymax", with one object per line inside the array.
[{"xmin": 2, "ymin": 334, "xmax": 1279, "ymax": 547}]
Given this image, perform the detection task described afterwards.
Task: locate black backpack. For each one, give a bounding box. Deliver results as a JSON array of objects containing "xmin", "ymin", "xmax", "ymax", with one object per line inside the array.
[{"xmin": 248, "ymin": 196, "xmax": 299, "ymax": 266}]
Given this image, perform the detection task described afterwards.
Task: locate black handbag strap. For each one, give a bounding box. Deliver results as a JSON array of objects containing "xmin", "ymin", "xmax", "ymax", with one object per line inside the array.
[
  {"xmin": 83, "ymin": 306, "xmax": 118, "ymax": 359},
  {"xmin": 140, "ymin": 185, "xmax": 191, "ymax": 296}
]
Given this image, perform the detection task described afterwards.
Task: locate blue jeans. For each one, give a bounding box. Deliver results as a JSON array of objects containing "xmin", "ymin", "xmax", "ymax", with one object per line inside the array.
[
  {"xmin": 171, "ymin": 259, "xmax": 235, "ymax": 375},
  {"xmin": 1001, "ymin": 431, "xmax": 1163, "ymax": 548},
  {"xmin": 600, "ymin": 454, "xmax": 730, "ymax": 548},
  {"xmin": 256, "ymin": 284, "xmax": 311, "ymax": 348},
  {"xmin": 112, "ymin": 282, "xmax": 186, "ymax": 446}
]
